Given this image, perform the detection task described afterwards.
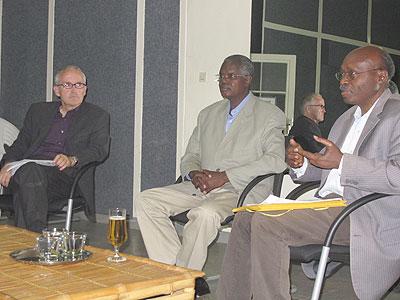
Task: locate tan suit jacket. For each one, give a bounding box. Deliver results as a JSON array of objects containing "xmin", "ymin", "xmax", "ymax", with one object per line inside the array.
[
  {"xmin": 181, "ymin": 93, "xmax": 287, "ymax": 203},
  {"xmin": 300, "ymin": 89, "xmax": 400, "ymax": 299}
]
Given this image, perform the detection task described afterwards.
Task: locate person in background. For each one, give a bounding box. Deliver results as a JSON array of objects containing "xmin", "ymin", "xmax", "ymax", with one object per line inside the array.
[
  {"xmin": 0, "ymin": 65, "xmax": 110, "ymax": 232},
  {"xmin": 288, "ymin": 93, "xmax": 326, "ymax": 153},
  {"xmin": 135, "ymin": 54, "xmax": 287, "ymax": 275},
  {"xmin": 218, "ymin": 46, "xmax": 400, "ymax": 300}
]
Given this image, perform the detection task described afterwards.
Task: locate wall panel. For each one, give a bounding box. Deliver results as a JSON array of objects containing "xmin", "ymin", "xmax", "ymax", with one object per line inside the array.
[
  {"xmin": 141, "ymin": 0, "xmax": 179, "ymax": 190},
  {"xmin": 53, "ymin": 0, "xmax": 137, "ymax": 214},
  {"xmin": 1, "ymin": 0, "xmax": 48, "ymax": 126}
]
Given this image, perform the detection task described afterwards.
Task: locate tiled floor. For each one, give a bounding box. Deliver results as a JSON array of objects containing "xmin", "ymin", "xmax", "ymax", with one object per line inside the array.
[{"xmin": 1, "ymin": 215, "xmax": 399, "ymax": 299}]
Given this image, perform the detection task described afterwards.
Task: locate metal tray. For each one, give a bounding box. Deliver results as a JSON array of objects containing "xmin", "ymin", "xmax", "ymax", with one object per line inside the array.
[{"xmin": 10, "ymin": 248, "xmax": 92, "ymax": 265}]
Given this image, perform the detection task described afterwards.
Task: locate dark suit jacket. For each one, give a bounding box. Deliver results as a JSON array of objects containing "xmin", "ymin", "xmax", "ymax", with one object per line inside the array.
[
  {"xmin": 3, "ymin": 101, "xmax": 110, "ymax": 221},
  {"xmin": 289, "ymin": 115, "xmax": 323, "ymax": 153}
]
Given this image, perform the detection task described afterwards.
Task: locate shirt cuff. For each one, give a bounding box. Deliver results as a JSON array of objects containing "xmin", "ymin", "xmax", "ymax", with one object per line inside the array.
[{"xmin": 291, "ymin": 158, "xmax": 309, "ymax": 178}]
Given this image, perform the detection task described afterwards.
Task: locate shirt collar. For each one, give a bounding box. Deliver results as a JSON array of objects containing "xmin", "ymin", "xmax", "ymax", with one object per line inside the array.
[
  {"xmin": 353, "ymin": 89, "xmax": 389, "ymax": 121},
  {"xmin": 229, "ymin": 93, "xmax": 251, "ymax": 117}
]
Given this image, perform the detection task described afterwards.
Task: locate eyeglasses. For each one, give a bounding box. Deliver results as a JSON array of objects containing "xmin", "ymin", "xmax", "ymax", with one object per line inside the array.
[
  {"xmin": 307, "ymin": 104, "xmax": 326, "ymax": 110},
  {"xmin": 56, "ymin": 82, "xmax": 87, "ymax": 89},
  {"xmin": 334, "ymin": 68, "xmax": 381, "ymax": 81},
  {"xmin": 216, "ymin": 74, "xmax": 249, "ymax": 82}
]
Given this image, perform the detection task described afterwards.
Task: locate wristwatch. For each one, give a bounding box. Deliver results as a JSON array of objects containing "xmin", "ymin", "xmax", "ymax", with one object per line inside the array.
[{"xmin": 70, "ymin": 156, "xmax": 78, "ymax": 167}]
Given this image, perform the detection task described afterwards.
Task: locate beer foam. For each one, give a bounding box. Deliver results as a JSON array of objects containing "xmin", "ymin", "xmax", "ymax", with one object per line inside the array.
[{"xmin": 109, "ymin": 216, "xmax": 126, "ymax": 220}]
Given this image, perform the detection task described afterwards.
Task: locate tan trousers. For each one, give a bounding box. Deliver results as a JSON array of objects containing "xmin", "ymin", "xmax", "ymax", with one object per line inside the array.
[
  {"xmin": 135, "ymin": 181, "xmax": 238, "ymax": 270},
  {"xmin": 217, "ymin": 209, "xmax": 350, "ymax": 300}
]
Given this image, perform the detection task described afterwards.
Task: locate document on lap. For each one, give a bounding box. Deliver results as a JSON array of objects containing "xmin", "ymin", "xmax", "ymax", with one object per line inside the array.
[
  {"xmin": 6, "ymin": 159, "xmax": 55, "ymax": 176},
  {"xmin": 232, "ymin": 194, "xmax": 347, "ymax": 213}
]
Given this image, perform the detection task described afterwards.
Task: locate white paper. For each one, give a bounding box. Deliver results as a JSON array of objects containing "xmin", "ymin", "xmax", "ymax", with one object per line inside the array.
[
  {"xmin": 258, "ymin": 194, "xmax": 341, "ymax": 205},
  {"xmin": 6, "ymin": 159, "xmax": 55, "ymax": 176}
]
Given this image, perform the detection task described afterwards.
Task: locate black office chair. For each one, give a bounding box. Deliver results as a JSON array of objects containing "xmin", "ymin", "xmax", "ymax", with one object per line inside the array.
[
  {"xmin": 285, "ymin": 181, "xmax": 349, "ymax": 279},
  {"xmin": 310, "ymin": 192, "xmax": 388, "ymax": 299},
  {"xmin": 169, "ymin": 170, "xmax": 288, "ymax": 226},
  {"xmin": 0, "ymin": 161, "xmax": 99, "ymax": 229},
  {"xmin": 238, "ymin": 176, "xmax": 400, "ymax": 296}
]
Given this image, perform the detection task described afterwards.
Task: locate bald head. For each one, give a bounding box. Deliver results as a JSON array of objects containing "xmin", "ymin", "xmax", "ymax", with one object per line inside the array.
[
  {"xmin": 345, "ymin": 46, "xmax": 394, "ymax": 80},
  {"xmin": 339, "ymin": 46, "xmax": 394, "ymax": 113}
]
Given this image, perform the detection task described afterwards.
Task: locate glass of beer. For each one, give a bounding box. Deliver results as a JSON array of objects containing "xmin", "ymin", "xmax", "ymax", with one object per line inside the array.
[{"xmin": 107, "ymin": 208, "xmax": 128, "ymax": 263}]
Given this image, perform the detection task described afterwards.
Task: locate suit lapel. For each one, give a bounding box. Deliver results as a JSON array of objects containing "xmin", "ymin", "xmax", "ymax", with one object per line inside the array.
[
  {"xmin": 66, "ymin": 102, "xmax": 88, "ymax": 141},
  {"xmin": 353, "ymin": 92, "xmax": 390, "ymax": 154},
  {"xmin": 334, "ymin": 111, "xmax": 355, "ymax": 149},
  {"xmin": 220, "ymin": 95, "xmax": 255, "ymax": 147},
  {"xmin": 25, "ymin": 103, "xmax": 59, "ymax": 157},
  {"xmin": 213, "ymin": 102, "xmax": 229, "ymax": 146},
  {"xmin": 319, "ymin": 107, "xmax": 356, "ymax": 188}
]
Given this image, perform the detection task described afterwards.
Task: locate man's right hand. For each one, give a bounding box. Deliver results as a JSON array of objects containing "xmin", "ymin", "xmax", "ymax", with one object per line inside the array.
[
  {"xmin": 189, "ymin": 170, "xmax": 210, "ymax": 193},
  {"xmin": 286, "ymin": 138, "xmax": 305, "ymax": 168},
  {"xmin": 0, "ymin": 164, "xmax": 12, "ymax": 187}
]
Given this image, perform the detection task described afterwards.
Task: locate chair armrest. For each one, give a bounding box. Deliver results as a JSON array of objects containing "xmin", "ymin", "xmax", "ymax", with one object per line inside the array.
[
  {"xmin": 175, "ymin": 176, "xmax": 183, "ymax": 184},
  {"xmin": 236, "ymin": 169, "xmax": 289, "ymax": 208},
  {"xmin": 324, "ymin": 193, "xmax": 388, "ymax": 247},
  {"xmin": 68, "ymin": 161, "xmax": 100, "ymax": 199},
  {"xmin": 286, "ymin": 180, "xmax": 321, "ymax": 200}
]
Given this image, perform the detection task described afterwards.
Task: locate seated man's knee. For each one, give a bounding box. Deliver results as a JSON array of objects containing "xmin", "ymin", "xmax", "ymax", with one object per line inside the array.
[
  {"xmin": 187, "ymin": 206, "xmax": 221, "ymax": 225},
  {"xmin": 251, "ymin": 213, "xmax": 279, "ymax": 236},
  {"xmin": 135, "ymin": 188, "xmax": 163, "ymax": 214},
  {"xmin": 13, "ymin": 162, "xmax": 45, "ymax": 185},
  {"xmin": 231, "ymin": 212, "xmax": 253, "ymax": 231}
]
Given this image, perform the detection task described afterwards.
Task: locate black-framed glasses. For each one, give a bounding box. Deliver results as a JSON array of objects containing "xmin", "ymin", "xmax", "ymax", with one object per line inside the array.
[
  {"xmin": 216, "ymin": 74, "xmax": 249, "ymax": 82},
  {"xmin": 56, "ymin": 82, "xmax": 87, "ymax": 89},
  {"xmin": 334, "ymin": 68, "xmax": 381, "ymax": 81},
  {"xmin": 307, "ymin": 104, "xmax": 326, "ymax": 110}
]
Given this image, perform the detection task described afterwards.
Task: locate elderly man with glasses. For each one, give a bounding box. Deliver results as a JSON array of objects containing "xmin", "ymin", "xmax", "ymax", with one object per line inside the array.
[
  {"xmin": 135, "ymin": 55, "xmax": 287, "ymax": 278},
  {"xmin": 289, "ymin": 93, "xmax": 326, "ymax": 153},
  {"xmin": 218, "ymin": 46, "xmax": 400, "ymax": 300},
  {"xmin": 0, "ymin": 65, "xmax": 110, "ymax": 232}
]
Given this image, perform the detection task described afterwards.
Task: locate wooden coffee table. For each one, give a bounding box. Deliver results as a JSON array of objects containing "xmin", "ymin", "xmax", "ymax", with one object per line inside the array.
[{"xmin": 0, "ymin": 225, "xmax": 204, "ymax": 299}]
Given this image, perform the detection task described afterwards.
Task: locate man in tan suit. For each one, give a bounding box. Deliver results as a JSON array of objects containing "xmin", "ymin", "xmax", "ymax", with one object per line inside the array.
[
  {"xmin": 135, "ymin": 55, "xmax": 287, "ymax": 271},
  {"xmin": 218, "ymin": 46, "xmax": 400, "ymax": 300}
]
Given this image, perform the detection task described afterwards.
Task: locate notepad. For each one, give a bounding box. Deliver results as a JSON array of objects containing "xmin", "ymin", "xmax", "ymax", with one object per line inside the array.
[
  {"xmin": 232, "ymin": 194, "xmax": 347, "ymax": 213},
  {"xmin": 6, "ymin": 159, "xmax": 55, "ymax": 176}
]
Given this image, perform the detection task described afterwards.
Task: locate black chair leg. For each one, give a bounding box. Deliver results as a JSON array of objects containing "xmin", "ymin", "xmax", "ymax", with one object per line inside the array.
[{"xmin": 195, "ymin": 277, "xmax": 210, "ymax": 297}]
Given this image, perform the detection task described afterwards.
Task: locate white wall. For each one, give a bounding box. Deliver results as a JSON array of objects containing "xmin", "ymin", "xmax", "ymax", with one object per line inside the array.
[{"xmin": 177, "ymin": 0, "xmax": 252, "ymax": 173}]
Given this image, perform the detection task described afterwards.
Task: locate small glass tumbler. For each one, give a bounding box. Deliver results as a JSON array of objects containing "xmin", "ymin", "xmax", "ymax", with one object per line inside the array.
[
  {"xmin": 36, "ymin": 234, "xmax": 62, "ymax": 262},
  {"xmin": 61, "ymin": 231, "xmax": 87, "ymax": 259}
]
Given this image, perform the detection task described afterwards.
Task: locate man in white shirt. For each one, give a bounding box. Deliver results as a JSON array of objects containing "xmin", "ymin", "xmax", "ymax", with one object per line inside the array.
[{"xmin": 218, "ymin": 46, "xmax": 400, "ymax": 300}]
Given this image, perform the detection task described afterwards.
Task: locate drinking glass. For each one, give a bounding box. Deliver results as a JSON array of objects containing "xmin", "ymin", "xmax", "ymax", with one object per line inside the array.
[{"xmin": 107, "ymin": 208, "xmax": 128, "ymax": 262}]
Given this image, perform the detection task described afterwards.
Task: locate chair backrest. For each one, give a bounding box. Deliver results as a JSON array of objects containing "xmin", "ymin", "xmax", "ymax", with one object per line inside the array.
[{"xmin": 280, "ymin": 173, "xmax": 319, "ymax": 200}]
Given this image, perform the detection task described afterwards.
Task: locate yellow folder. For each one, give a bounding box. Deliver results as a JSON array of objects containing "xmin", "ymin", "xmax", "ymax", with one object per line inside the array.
[{"xmin": 232, "ymin": 198, "xmax": 347, "ymax": 213}]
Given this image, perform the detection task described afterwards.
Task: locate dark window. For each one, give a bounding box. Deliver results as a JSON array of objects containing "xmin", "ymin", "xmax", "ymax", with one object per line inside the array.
[
  {"xmin": 371, "ymin": 0, "xmax": 400, "ymax": 50},
  {"xmin": 323, "ymin": 0, "xmax": 368, "ymax": 41},
  {"xmin": 265, "ymin": 0, "xmax": 319, "ymax": 31}
]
